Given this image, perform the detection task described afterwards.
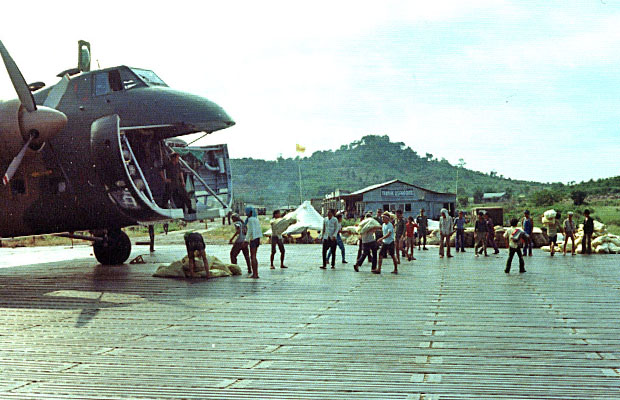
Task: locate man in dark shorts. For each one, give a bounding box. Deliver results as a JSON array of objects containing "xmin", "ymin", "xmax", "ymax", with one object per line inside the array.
[
  {"xmin": 376, "ymin": 212, "xmax": 399, "ymax": 274},
  {"xmin": 270, "ymin": 210, "xmax": 288, "ymax": 269},
  {"xmin": 184, "ymin": 232, "xmax": 209, "ymax": 278}
]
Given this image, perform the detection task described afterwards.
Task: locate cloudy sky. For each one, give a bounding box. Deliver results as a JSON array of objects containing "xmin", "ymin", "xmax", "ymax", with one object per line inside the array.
[{"xmin": 1, "ymin": 1, "xmax": 619, "ymax": 183}]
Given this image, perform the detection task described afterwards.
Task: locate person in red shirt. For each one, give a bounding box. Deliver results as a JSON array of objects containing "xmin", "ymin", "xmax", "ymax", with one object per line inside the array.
[{"xmin": 405, "ymin": 216, "xmax": 418, "ymax": 261}]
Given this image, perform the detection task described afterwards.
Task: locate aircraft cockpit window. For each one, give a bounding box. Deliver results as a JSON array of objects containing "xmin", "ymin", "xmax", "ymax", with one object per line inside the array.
[
  {"xmin": 131, "ymin": 68, "xmax": 168, "ymax": 87},
  {"xmin": 94, "ymin": 69, "xmax": 145, "ymax": 96}
]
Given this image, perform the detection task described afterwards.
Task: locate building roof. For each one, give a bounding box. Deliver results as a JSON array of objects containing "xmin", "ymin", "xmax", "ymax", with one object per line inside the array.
[
  {"xmin": 482, "ymin": 192, "xmax": 507, "ymax": 199},
  {"xmin": 343, "ymin": 179, "xmax": 454, "ymax": 198}
]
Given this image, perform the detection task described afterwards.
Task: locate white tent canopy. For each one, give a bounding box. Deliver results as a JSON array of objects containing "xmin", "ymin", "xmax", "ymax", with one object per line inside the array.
[{"xmin": 265, "ymin": 201, "xmax": 325, "ymax": 236}]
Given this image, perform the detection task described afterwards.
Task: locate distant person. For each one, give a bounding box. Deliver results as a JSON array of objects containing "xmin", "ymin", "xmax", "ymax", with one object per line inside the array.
[
  {"xmin": 454, "ymin": 211, "xmax": 467, "ymax": 253},
  {"xmin": 416, "ymin": 208, "xmax": 429, "ymax": 250},
  {"xmin": 148, "ymin": 225, "xmax": 155, "ymax": 252},
  {"xmin": 160, "ymin": 152, "xmax": 193, "ymax": 214},
  {"xmin": 405, "ymin": 216, "xmax": 418, "ymax": 261},
  {"xmin": 394, "ymin": 209, "xmax": 406, "ymax": 264},
  {"xmin": 504, "ymin": 218, "xmax": 528, "ymax": 274},
  {"xmin": 245, "ymin": 206, "xmax": 263, "ymax": 278},
  {"xmin": 327, "ymin": 213, "xmax": 348, "ymax": 264},
  {"xmin": 563, "ymin": 212, "xmax": 576, "ymax": 256},
  {"xmin": 270, "ymin": 210, "xmax": 288, "ymax": 269},
  {"xmin": 229, "ymin": 213, "xmax": 251, "ymax": 274},
  {"xmin": 474, "ymin": 212, "xmax": 488, "ymax": 257},
  {"xmin": 321, "ymin": 209, "xmax": 338, "ymax": 269},
  {"xmin": 521, "ymin": 210, "xmax": 534, "ymax": 256},
  {"xmin": 545, "ymin": 211, "xmax": 562, "ymax": 257},
  {"xmin": 184, "ymin": 231, "xmax": 210, "ymax": 278},
  {"xmin": 222, "ymin": 210, "xmax": 232, "ymax": 225},
  {"xmin": 439, "ymin": 208, "xmax": 454, "ymax": 258},
  {"xmin": 374, "ymin": 209, "xmax": 384, "ymax": 242},
  {"xmin": 376, "ymin": 212, "xmax": 399, "ymax": 274},
  {"xmin": 354, "ymin": 213, "xmax": 380, "ymax": 272},
  {"xmin": 484, "ymin": 213, "xmax": 500, "ymax": 254},
  {"xmin": 581, "ymin": 209, "xmax": 594, "ymax": 254}
]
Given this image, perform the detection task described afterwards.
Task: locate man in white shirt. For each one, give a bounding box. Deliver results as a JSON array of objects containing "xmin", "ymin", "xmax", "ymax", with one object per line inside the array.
[
  {"xmin": 321, "ymin": 209, "xmax": 338, "ymax": 269},
  {"xmin": 439, "ymin": 208, "xmax": 454, "ymax": 258},
  {"xmin": 376, "ymin": 212, "xmax": 399, "ymax": 274}
]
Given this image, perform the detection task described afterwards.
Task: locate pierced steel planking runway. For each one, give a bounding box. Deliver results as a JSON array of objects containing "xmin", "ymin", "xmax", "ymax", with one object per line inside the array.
[{"xmin": 0, "ymin": 244, "xmax": 619, "ymax": 399}]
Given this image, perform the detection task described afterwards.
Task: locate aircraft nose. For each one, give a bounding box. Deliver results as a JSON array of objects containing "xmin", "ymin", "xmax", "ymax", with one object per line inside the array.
[{"xmin": 126, "ymin": 87, "xmax": 235, "ymax": 134}]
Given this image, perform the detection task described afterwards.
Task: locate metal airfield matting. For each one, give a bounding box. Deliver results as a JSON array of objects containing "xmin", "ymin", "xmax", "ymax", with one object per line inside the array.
[{"xmin": 0, "ymin": 244, "xmax": 619, "ymax": 399}]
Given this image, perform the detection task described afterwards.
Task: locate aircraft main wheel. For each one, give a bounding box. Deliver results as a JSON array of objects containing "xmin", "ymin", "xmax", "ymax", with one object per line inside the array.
[{"xmin": 94, "ymin": 229, "xmax": 131, "ymax": 265}]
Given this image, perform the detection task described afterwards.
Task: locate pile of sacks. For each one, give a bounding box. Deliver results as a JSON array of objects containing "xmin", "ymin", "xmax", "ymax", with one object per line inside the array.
[
  {"xmin": 541, "ymin": 215, "xmax": 619, "ymax": 254},
  {"xmin": 153, "ymin": 252, "xmax": 243, "ymax": 279}
]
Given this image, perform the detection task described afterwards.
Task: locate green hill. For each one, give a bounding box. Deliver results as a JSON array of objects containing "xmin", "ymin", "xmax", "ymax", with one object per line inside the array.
[{"xmin": 230, "ymin": 135, "xmax": 616, "ymax": 207}]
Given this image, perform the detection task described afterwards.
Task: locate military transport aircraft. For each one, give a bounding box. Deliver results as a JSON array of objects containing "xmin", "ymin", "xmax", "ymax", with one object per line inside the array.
[{"xmin": 0, "ymin": 40, "xmax": 235, "ymax": 265}]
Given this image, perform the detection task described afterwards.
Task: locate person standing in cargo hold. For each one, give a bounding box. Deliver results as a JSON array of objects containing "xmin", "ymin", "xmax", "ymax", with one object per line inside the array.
[
  {"xmin": 229, "ymin": 214, "xmax": 251, "ymax": 274},
  {"xmin": 321, "ymin": 209, "xmax": 339, "ymax": 269},
  {"xmin": 160, "ymin": 152, "xmax": 193, "ymax": 214},
  {"xmin": 521, "ymin": 210, "xmax": 534, "ymax": 256},
  {"xmin": 416, "ymin": 208, "xmax": 429, "ymax": 250},
  {"xmin": 244, "ymin": 206, "xmax": 263, "ymax": 279}
]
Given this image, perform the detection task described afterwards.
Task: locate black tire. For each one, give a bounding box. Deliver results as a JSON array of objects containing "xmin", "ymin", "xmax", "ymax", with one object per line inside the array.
[{"xmin": 93, "ymin": 229, "xmax": 131, "ymax": 265}]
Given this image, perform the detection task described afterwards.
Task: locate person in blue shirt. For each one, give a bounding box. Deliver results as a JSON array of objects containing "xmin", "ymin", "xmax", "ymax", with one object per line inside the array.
[
  {"xmin": 453, "ymin": 211, "xmax": 468, "ymax": 253},
  {"xmin": 375, "ymin": 212, "xmax": 399, "ymax": 274},
  {"xmin": 521, "ymin": 210, "xmax": 534, "ymax": 256}
]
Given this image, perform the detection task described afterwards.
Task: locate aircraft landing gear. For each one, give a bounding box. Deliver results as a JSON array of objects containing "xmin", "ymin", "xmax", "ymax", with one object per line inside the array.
[{"xmin": 93, "ymin": 229, "xmax": 131, "ymax": 265}]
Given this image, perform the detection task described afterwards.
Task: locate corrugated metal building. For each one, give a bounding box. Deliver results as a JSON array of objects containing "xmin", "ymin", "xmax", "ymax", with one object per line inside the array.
[{"xmin": 341, "ymin": 180, "xmax": 456, "ymax": 220}]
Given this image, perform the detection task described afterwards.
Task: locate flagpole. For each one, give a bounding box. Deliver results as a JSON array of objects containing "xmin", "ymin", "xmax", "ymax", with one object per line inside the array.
[{"xmin": 298, "ymin": 159, "xmax": 303, "ymax": 205}]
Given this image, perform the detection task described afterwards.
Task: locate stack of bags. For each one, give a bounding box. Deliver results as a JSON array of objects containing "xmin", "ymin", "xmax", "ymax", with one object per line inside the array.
[{"xmin": 541, "ymin": 215, "xmax": 620, "ymax": 254}]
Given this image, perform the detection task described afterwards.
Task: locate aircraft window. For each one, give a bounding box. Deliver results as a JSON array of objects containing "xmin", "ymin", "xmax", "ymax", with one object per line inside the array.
[
  {"xmin": 94, "ymin": 73, "xmax": 111, "ymax": 96},
  {"xmin": 130, "ymin": 68, "xmax": 168, "ymax": 86}
]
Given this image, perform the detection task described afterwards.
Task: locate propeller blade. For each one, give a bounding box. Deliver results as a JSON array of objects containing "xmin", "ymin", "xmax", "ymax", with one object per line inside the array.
[
  {"xmin": 0, "ymin": 40, "xmax": 37, "ymax": 112},
  {"xmin": 43, "ymin": 74, "xmax": 70, "ymax": 109},
  {"xmin": 2, "ymin": 136, "xmax": 33, "ymax": 185}
]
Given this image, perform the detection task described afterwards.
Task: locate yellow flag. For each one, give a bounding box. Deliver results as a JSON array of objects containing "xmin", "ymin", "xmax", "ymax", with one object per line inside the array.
[{"xmin": 296, "ymin": 144, "xmax": 306, "ymax": 153}]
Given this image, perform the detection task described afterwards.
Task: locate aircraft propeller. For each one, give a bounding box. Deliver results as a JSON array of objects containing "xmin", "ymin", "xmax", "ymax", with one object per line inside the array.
[{"xmin": 0, "ymin": 40, "xmax": 68, "ymax": 185}]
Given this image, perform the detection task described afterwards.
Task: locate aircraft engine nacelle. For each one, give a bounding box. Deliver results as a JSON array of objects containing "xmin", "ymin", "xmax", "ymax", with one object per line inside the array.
[
  {"xmin": 0, "ymin": 99, "xmax": 27, "ymax": 156},
  {"xmin": 0, "ymin": 98, "xmax": 65, "ymax": 152}
]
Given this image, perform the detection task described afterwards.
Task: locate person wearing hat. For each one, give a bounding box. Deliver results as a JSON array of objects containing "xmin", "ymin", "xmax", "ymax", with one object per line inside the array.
[
  {"xmin": 563, "ymin": 212, "xmax": 576, "ymax": 256},
  {"xmin": 376, "ymin": 211, "xmax": 398, "ymax": 274},
  {"xmin": 354, "ymin": 212, "xmax": 381, "ymax": 272},
  {"xmin": 439, "ymin": 208, "xmax": 454, "ymax": 258},
  {"xmin": 521, "ymin": 210, "xmax": 534, "ymax": 256},
  {"xmin": 416, "ymin": 208, "xmax": 429, "ymax": 250}
]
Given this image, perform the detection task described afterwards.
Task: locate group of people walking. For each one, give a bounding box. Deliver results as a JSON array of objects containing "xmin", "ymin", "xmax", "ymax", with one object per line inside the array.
[{"xmin": 219, "ymin": 206, "xmax": 599, "ymax": 280}]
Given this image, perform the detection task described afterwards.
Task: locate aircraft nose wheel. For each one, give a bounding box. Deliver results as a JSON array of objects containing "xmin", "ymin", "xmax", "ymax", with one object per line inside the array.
[{"xmin": 93, "ymin": 229, "xmax": 132, "ymax": 265}]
